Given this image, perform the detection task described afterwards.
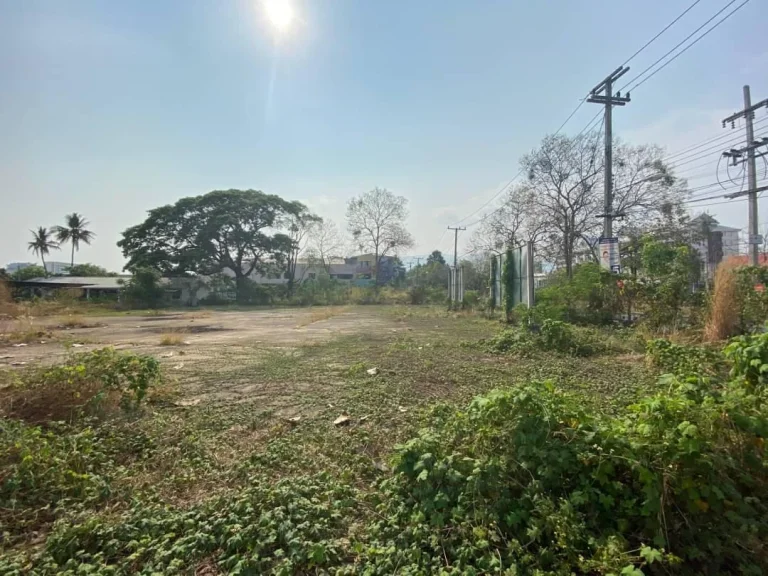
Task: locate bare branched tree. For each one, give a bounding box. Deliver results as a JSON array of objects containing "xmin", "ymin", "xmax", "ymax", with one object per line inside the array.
[
  {"xmin": 469, "ymin": 184, "xmax": 548, "ymax": 255},
  {"xmin": 307, "ymin": 219, "xmax": 345, "ymax": 273},
  {"xmin": 283, "ymin": 208, "xmax": 322, "ymax": 292},
  {"xmin": 521, "ymin": 132, "xmax": 603, "ymax": 277},
  {"xmin": 346, "ymin": 187, "xmax": 414, "ymax": 285}
]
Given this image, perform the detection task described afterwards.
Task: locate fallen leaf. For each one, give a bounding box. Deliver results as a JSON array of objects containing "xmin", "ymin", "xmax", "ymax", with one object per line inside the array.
[
  {"xmin": 367, "ymin": 367, "xmax": 379, "ymax": 376},
  {"xmin": 398, "ymin": 406, "xmax": 407, "ymax": 413},
  {"xmin": 10, "ymin": 361, "xmax": 27, "ymax": 366},
  {"xmin": 72, "ymin": 343, "xmax": 84, "ymax": 348},
  {"xmin": 12, "ymin": 343, "xmax": 27, "ymax": 348},
  {"xmin": 160, "ymin": 352, "xmax": 174, "ymax": 358},
  {"xmin": 287, "ymin": 416, "xmax": 302, "ymax": 425},
  {"xmin": 39, "ymin": 340, "xmax": 46, "ymax": 344},
  {"xmin": 334, "ymin": 415, "xmax": 351, "ymax": 426},
  {"xmin": 174, "ymin": 362, "xmax": 185, "ymax": 370},
  {"xmin": 359, "ymin": 415, "xmax": 370, "ymax": 423}
]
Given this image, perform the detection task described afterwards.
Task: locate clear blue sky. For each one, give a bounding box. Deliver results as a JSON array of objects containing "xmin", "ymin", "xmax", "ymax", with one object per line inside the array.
[{"xmin": 2, "ymin": 0, "xmax": 767, "ymax": 270}]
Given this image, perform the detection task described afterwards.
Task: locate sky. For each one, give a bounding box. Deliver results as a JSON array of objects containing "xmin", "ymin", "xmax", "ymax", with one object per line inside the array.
[{"xmin": 2, "ymin": 0, "xmax": 768, "ymax": 271}]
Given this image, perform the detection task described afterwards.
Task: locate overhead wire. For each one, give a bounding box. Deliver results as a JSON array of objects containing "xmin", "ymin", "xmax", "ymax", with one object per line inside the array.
[
  {"xmin": 441, "ymin": 0, "xmax": 755, "ymax": 254},
  {"xmin": 620, "ymin": 0, "xmax": 753, "ymax": 93},
  {"xmin": 619, "ymin": 0, "xmax": 704, "ymax": 67},
  {"xmin": 444, "ymin": 0, "xmax": 698, "ymax": 233}
]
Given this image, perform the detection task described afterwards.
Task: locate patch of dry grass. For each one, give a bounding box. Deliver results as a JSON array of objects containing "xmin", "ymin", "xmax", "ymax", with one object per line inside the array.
[
  {"xmin": 0, "ymin": 280, "xmax": 19, "ymax": 318},
  {"xmin": 705, "ymin": 257, "xmax": 741, "ymax": 342},
  {"xmin": 295, "ymin": 307, "xmax": 348, "ymax": 328},
  {"xmin": 160, "ymin": 333, "xmax": 186, "ymax": 346},
  {"xmin": 58, "ymin": 314, "xmax": 94, "ymax": 329}
]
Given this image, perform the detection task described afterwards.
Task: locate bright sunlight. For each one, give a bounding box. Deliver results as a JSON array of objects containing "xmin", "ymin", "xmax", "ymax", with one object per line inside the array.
[{"xmin": 263, "ymin": 0, "xmax": 294, "ymax": 33}]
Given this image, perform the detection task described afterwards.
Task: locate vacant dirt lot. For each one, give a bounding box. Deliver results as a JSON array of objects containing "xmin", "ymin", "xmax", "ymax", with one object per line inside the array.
[{"xmin": 0, "ymin": 306, "xmax": 389, "ymax": 366}]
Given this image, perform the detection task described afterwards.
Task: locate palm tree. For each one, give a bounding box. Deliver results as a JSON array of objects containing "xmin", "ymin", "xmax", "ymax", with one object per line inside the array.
[
  {"xmin": 54, "ymin": 213, "xmax": 95, "ymax": 267},
  {"xmin": 28, "ymin": 227, "xmax": 59, "ymax": 276}
]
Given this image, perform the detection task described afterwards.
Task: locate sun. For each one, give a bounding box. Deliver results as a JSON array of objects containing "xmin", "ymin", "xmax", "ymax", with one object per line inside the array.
[{"xmin": 264, "ymin": 0, "xmax": 295, "ymax": 33}]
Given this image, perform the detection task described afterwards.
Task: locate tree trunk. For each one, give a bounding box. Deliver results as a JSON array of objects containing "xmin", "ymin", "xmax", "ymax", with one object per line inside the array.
[
  {"xmin": 41, "ymin": 254, "xmax": 47, "ymax": 277},
  {"xmin": 235, "ymin": 274, "xmax": 248, "ymax": 304},
  {"xmin": 374, "ymin": 247, "xmax": 380, "ymax": 286},
  {"xmin": 71, "ymin": 243, "xmax": 75, "ymax": 268}
]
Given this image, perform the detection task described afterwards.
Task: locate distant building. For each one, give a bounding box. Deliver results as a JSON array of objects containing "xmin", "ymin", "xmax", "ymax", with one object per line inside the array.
[
  {"xmin": 690, "ymin": 215, "xmax": 741, "ymax": 280},
  {"xmin": 11, "ymin": 276, "xmax": 130, "ymax": 300},
  {"xmin": 6, "ymin": 261, "xmax": 71, "ymax": 275},
  {"xmin": 246, "ymin": 254, "xmax": 404, "ymax": 286}
]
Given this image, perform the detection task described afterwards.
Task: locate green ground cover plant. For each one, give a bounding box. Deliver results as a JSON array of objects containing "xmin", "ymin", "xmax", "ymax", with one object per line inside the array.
[{"xmin": 1, "ymin": 308, "xmax": 766, "ymax": 575}]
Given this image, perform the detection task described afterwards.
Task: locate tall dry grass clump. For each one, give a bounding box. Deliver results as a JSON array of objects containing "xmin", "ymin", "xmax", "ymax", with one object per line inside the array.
[
  {"xmin": 0, "ymin": 280, "xmax": 19, "ymax": 317},
  {"xmin": 704, "ymin": 257, "xmax": 741, "ymax": 342}
]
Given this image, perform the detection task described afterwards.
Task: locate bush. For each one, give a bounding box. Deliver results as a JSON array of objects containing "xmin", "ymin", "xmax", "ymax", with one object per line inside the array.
[
  {"xmin": 646, "ymin": 338, "xmax": 722, "ymax": 377},
  {"xmin": 462, "ymin": 289, "xmax": 480, "ymax": 309},
  {"xmin": 534, "ymin": 263, "xmax": 620, "ymax": 325},
  {"xmin": 358, "ymin": 354, "xmax": 768, "ymax": 574},
  {"xmin": 735, "ymin": 266, "xmax": 768, "ymax": 334},
  {"xmin": 121, "ymin": 267, "xmax": 165, "ymax": 309},
  {"xmin": 724, "ymin": 329, "xmax": 768, "ymax": 389},
  {"xmin": 481, "ymin": 320, "xmax": 605, "ymax": 357},
  {"xmin": 0, "ymin": 348, "xmax": 162, "ymax": 424},
  {"xmin": 408, "ymin": 285, "xmax": 427, "ymax": 304}
]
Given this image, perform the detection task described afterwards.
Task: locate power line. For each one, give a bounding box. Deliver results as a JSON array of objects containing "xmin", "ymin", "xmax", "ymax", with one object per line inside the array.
[
  {"xmin": 663, "ymin": 116, "xmax": 768, "ymax": 160},
  {"xmin": 620, "ymin": 0, "xmax": 704, "ymax": 66},
  {"xmin": 443, "ymin": 0, "xmax": 755, "ymax": 248},
  {"xmin": 621, "ymin": 0, "xmax": 752, "ymax": 94}
]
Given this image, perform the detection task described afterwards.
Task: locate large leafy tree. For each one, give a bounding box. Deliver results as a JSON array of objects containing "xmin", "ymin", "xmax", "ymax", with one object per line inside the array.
[
  {"xmin": 426, "ymin": 250, "xmax": 446, "ymax": 266},
  {"xmin": 11, "ymin": 265, "xmax": 48, "ymax": 281},
  {"xmin": 27, "ymin": 227, "xmax": 59, "ymax": 276},
  {"xmin": 118, "ymin": 190, "xmax": 310, "ymax": 302},
  {"xmin": 66, "ymin": 263, "xmax": 116, "ymax": 277},
  {"xmin": 54, "ymin": 213, "xmax": 95, "ymax": 267},
  {"xmin": 347, "ymin": 187, "xmax": 414, "ymax": 285}
]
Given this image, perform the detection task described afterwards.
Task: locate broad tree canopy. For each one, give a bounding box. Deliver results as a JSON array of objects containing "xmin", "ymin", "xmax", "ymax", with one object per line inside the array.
[{"xmin": 118, "ymin": 189, "xmax": 312, "ymax": 301}]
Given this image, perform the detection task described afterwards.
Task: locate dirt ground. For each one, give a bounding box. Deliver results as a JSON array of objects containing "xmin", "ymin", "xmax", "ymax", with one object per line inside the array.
[
  {"xmin": 0, "ymin": 305, "xmax": 406, "ymax": 401},
  {"xmin": 0, "ymin": 306, "xmax": 395, "ymax": 365}
]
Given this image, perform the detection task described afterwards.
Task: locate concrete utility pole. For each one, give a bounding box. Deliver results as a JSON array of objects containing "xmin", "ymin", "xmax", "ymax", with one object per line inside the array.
[
  {"xmin": 447, "ymin": 226, "xmax": 465, "ymax": 303},
  {"xmin": 721, "ymin": 86, "xmax": 768, "ymax": 266},
  {"xmin": 588, "ymin": 66, "xmax": 631, "ymax": 239}
]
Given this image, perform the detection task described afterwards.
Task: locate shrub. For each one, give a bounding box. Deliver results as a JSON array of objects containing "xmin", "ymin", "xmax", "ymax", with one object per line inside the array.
[
  {"xmin": 358, "ymin": 371, "xmax": 768, "ymax": 574},
  {"xmin": 121, "ymin": 267, "xmax": 165, "ymax": 309},
  {"xmin": 534, "ymin": 263, "xmax": 619, "ymax": 325},
  {"xmin": 539, "ymin": 318, "xmax": 603, "ymax": 356},
  {"xmin": 735, "ymin": 266, "xmax": 768, "ymax": 334},
  {"xmin": 724, "ymin": 329, "xmax": 768, "ymax": 389},
  {"xmin": 0, "ymin": 348, "xmax": 162, "ymax": 424},
  {"xmin": 462, "ymin": 289, "xmax": 480, "ymax": 309},
  {"xmin": 481, "ymin": 320, "xmax": 604, "ymax": 357},
  {"xmin": 646, "ymin": 338, "xmax": 722, "ymax": 377},
  {"xmin": 408, "ymin": 285, "xmax": 427, "ymax": 304}
]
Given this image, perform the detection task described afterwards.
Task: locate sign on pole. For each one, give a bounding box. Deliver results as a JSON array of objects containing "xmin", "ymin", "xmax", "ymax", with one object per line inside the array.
[{"xmin": 599, "ymin": 237, "xmax": 621, "ymax": 273}]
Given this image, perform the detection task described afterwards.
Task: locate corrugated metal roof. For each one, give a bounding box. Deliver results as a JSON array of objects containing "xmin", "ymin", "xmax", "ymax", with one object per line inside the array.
[{"xmin": 21, "ymin": 276, "xmax": 129, "ymax": 289}]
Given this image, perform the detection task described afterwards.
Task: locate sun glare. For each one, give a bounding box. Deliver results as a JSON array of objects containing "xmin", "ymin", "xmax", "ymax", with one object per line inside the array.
[{"xmin": 264, "ymin": 0, "xmax": 295, "ymax": 33}]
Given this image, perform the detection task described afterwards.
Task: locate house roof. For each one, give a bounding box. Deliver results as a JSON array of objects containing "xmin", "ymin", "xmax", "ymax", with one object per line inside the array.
[{"xmin": 19, "ymin": 276, "xmax": 129, "ymax": 290}]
